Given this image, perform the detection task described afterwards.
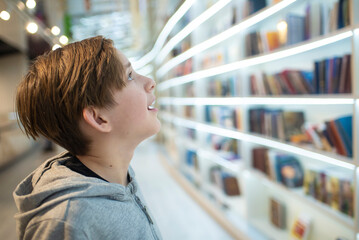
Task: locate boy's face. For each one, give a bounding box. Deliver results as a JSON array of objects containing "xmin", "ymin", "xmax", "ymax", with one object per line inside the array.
[{"xmin": 106, "ymin": 51, "xmax": 161, "ymax": 142}]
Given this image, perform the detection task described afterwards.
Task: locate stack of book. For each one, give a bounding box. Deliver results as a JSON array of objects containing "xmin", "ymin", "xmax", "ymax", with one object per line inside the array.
[
  {"xmin": 250, "ymin": 70, "xmax": 314, "ymax": 95},
  {"xmin": 207, "ymin": 77, "xmax": 238, "ymax": 97},
  {"xmin": 305, "ymin": 115, "xmax": 352, "ymax": 157},
  {"xmin": 249, "ymin": 54, "xmax": 351, "ymax": 95},
  {"xmin": 209, "ymin": 166, "xmax": 241, "ymax": 196},
  {"xmin": 252, "ymin": 148, "xmax": 304, "ymax": 188},
  {"xmin": 304, "ymin": 167, "xmax": 353, "ymax": 217},
  {"xmin": 205, "ymin": 106, "xmax": 241, "ymax": 130},
  {"xmin": 245, "ymin": 0, "xmax": 351, "ymax": 57},
  {"xmin": 314, "ymin": 54, "xmax": 351, "ymax": 94},
  {"xmin": 249, "ymin": 108, "xmax": 305, "ymax": 142},
  {"xmin": 184, "ymin": 105, "xmax": 196, "ymax": 119},
  {"xmin": 201, "ymin": 50, "xmax": 225, "ymax": 69},
  {"xmin": 207, "ymin": 134, "xmax": 240, "ymax": 161}
]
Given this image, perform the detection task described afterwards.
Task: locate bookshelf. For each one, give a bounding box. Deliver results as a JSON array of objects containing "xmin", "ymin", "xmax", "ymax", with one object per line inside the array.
[{"xmin": 153, "ymin": 0, "xmax": 359, "ymax": 239}]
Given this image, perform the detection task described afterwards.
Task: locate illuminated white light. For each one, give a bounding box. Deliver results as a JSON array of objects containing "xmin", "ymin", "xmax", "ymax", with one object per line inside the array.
[
  {"xmin": 158, "ymin": 30, "xmax": 353, "ymax": 91},
  {"xmin": 158, "ymin": 97, "xmax": 354, "ymax": 105},
  {"xmin": 132, "ymin": 0, "xmax": 195, "ymax": 69},
  {"xmin": 59, "ymin": 35, "xmax": 69, "ymax": 45},
  {"xmin": 26, "ymin": 0, "xmax": 36, "ymax": 9},
  {"xmin": 157, "ymin": 0, "xmax": 297, "ymax": 78},
  {"xmin": 156, "ymin": 0, "xmax": 232, "ymax": 64},
  {"xmin": 161, "ymin": 114, "xmax": 355, "ymax": 170},
  {"xmin": 26, "ymin": 22, "xmax": 38, "ymax": 34},
  {"xmin": 0, "ymin": 10, "xmax": 10, "ymax": 21},
  {"xmin": 51, "ymin": 26, "xmax": 61, "ymax": 36},
  {"xmin": 277, "ymin": 20, "xmax": 287, "ymax": 31},
  {"xmin": 17, "ymin": 1, "xmax": 26, "ymax": 10},
  {"xmin": 52, "ymin": 44, "xmax": 61, "ymax": 50},
  {"xmin": 277, "ymin": 20, "xmax": 288, "ymax": 45}
]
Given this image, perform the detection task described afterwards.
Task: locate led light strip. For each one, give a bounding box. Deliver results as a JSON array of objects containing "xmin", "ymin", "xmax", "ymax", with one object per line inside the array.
[
  {"xmin": 158, "ymin": 97, "xmax": 354, "ymax": 105},
  {"xmin": 132, "ymin": 0, "xmax": 195, "ymax": 70},
  {"xmin": 157, "ymin": 29, "xmax": 353, "ymax": 91},
  {"xmin": 160, "ymin": 114, "xmax": 355, "ymax": 170},
  {"xmin": 156, "ymin": 0, "xmax": 298, "ymax": 78},
  {"xmin": 156, "ymin": 0, "xmax": 232, "ymax": 64}
]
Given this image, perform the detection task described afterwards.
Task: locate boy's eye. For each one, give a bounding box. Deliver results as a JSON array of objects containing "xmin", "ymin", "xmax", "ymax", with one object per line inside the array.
[{"xmin": 128, "ymin": 72, "xmax": 133, "ymax": 81}]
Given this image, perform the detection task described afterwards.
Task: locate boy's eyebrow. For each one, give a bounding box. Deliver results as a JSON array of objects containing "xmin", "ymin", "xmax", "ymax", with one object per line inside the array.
[{"xmin": 125, "ymin": 62, "xmax": 131, "ymax": 68}]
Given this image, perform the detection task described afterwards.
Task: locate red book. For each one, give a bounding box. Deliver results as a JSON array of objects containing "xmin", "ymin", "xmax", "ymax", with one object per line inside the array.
[
  {"xmin": 328, "ymin": 120, "xmax": 347, "ymax": 156},
  {"xmin": 279, "ymin": 70, "xmax": 296, "ymax": 94}
]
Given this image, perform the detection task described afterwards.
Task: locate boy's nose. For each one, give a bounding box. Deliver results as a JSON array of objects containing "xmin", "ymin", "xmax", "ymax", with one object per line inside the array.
[{"xmin": 145, "ymin": 76, "xmax": 156, "ymax": 92}]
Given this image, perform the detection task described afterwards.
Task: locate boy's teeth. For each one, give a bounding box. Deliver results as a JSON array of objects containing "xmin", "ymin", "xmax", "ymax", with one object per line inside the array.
[{"xmin": 148, "ymin": 106, "xmax": 154, "ymax": 110}]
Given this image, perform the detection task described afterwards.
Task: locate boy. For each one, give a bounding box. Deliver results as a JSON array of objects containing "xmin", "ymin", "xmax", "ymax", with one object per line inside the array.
[{"xmin": 13, "ymin": 36, "xmax": 162, "ymax": 240}]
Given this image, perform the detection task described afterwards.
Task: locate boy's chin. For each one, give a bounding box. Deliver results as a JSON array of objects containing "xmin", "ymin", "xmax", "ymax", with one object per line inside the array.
[
  {"xmin": 141, "ymin": 121, "xmax": 161, "ymax": 140},
  {"xmin": 150, "ymin": 121, "xmax": 161, "ymax": 136}
]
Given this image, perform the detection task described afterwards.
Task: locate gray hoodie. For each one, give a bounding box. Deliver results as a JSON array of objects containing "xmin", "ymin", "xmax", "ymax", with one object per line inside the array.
[{"xmin": 13, "ymin": 151, "xmax": 163, "ymax": 240}]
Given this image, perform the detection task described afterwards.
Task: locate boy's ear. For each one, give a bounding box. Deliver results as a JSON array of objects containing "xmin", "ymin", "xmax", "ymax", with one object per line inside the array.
[{"xmin": 82, "ymin": 107, "xmax": 111, "ymax": 133}]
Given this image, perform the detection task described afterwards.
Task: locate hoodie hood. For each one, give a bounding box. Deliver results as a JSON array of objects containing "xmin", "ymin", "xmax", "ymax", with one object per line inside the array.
[{"xmin": 13, "ymin": 151, "xmax": 138, "ymax": 239}]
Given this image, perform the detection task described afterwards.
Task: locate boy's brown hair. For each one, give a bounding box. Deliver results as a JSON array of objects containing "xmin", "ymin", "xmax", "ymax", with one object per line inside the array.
[{"xmin": 16, "ymin": 36, "xmax": 126, "ymax": 155}]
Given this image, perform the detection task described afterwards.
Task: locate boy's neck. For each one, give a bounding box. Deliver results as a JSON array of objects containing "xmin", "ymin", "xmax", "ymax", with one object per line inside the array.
[{"xmin": 76, "ymin": 146, "xmax": 135, "ymax": 186}]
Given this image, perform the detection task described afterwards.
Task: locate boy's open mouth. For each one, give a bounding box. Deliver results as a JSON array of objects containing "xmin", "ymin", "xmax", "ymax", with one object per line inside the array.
[{"xmin": 147, "ymin": 99, "xmax": 156, "ymax": 110}]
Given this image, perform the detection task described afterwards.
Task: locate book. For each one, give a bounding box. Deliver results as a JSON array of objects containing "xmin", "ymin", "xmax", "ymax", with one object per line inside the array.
[
  {"xmin": 275, "ymin": 154, "xmax": 304, "ymax": 188},
  {"xmin": 338, "ymin": 0, "xmax": 349, "ymax": 29},
  {"xmin": 308, "ymin": 2, "xmax": 322, "ymax": 39},
  {"xmin": 326, "ymin": 120, "xmax": 348, "ymax": 156},
  {"xmin": 252, "ymin": 147, "xmax": 268, "ymax": 174},
  {"xmin": 286, "ymin": 13, "xmax": 306, "ymax": 45},
  {"xmin": 208, "ymin": 134, "xmax": 240, "ymax": 160},
  {"xmin": 270, "ymin": 197, "xmax": 286, "ymax": 229},
  {"xmin": 303, "ymin": 168, "xmax": 317, "ymax": 198},
  {"xmin": 279, "ymin": 70, "xmax": 297, "ymax": 94},
  {"xmin": 209, "ymin": 166, "xmax": 241, "ymax": 196},
  {"xmin": 282, "ymin": 111, "xmax": 305, "ymax": 142},
  {"xmin": 185, "ymin": 149, "xmax": 199, "ymax": 170},
  {"xmin": 334, "ymin": 115, "xmax": 352, "ymax": 157},
  {"xmin": 290, "ymin": 214, "xmax": 311, "ymax": 240},
  {"xmin": 248, "ymin": 0, "xmax": 267, "ymax": 15},
  {"xmin": 339, "ymin": 179, "xmax": 354, "ymax": 217},
  {"xmin": 222, "ymin": 173, "xmax": 241, "ymax": 196},
  {"xmin": 339, "ymin": 54, "xmax": 350, "ymax": 93},
  {"xmin": 265, "ymin": 31, "xmax": 280, "ymax": 51}
]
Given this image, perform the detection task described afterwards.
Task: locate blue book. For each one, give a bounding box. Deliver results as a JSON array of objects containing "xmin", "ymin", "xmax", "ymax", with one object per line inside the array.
[
  {"xmin": 332, "ymin": 57, "xmax": 342, "ymax": 93},
  {"xmin": 301, "ymin": 71, "xmax": 314, "ymax": 94},
  {"xmin": 205, "ymin": 106, "xmax": 211, "ymax": 123},
  {"xmin": 248, "ymin": 0, "xmax": 267, "ymax": 14},
  {"xmin": 314, "ymin": 61, "xmax": 320, "ymax": 94},
  {"xmin": 334, "ymin": 115, "xmax": 352, "ymax": 157},
  {"xmin": 275, "ymin": 155, "xmax": 304, "ymax": 188},
  {"xmin": 325, "ymin": 59, "xmax": 331, "ymax": 93},
  {"xmin": 286, "ymin": 13, "xmax": 306, "ymax": 45},
  {"xmin": 338, "ymin": 0, "xmax": 346, "ymax": 29}
]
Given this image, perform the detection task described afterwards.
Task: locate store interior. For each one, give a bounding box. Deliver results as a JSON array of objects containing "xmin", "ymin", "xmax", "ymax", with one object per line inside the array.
[{"xmin": 1, "ymin": 0, "xmax": 358, "ymax": 239}]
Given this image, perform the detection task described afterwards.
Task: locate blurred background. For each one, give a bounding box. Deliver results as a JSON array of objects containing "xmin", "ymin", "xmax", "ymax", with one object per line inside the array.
[{"xmin": 1, "ymin": 0, "xmax": 358, "ymax": 240}]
